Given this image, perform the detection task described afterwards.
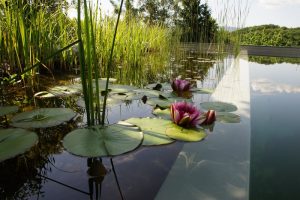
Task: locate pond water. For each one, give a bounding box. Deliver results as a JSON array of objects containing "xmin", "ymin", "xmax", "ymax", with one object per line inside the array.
[
  {"xmin": 249, "ymin": 58, "xmax": 300, "ymax": 200},
  {"xmin": 3, "ymin": 52, "xmax": 299, "ymax": 200},
  {"xmin": 0, "ymin": 51, "xmax": 233, "ymax": 200}
]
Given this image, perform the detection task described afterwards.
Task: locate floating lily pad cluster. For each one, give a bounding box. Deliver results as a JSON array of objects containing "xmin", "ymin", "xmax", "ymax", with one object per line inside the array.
[
  {"xmin": 0, "ymin": 107, "xmax": 77, "ymax": 161},
  {"xmin": 66, "ymin": 79, "xmax": 215, "ymax": 109},
  {"xmin": 0, "ymin": 78, "xmax": 241, "ymax": 162}
]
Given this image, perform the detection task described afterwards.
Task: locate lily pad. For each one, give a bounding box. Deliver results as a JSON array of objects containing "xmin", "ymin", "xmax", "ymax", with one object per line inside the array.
[
  {"xmin": 147, "ymin": 97, "xmax": 192, "ymax": 109},
  {"xmin": 125, "ymin": 118, "xmax": 174, "ymax": 146},
  {"xmin": 145, "ymin": 83, "xmax": 172, "ymax": 91},
  {"xmin": 166, "ymin": 126, "xmax": 206, "ymax": 142},
  {"xmin": 190, "ymin": 88, "xmax": 214, "ymax": 94},
  {"xmin": 0, "ymin": 106, "xmax": 19, "ymax": 117},
  {"xmin": 152, "ymin": 108, "xmax": 171, "ymax": 120},
  {"xmin": 10, "ymin": 108, "xmax": 76, "ymax": 128},
  {"xmin": 110, "ymin": 92, "xmax": 141, "ymax": 101},
  {"xmin": 48, "ymin": 86, "xmax": 81, "ymax": 97},
  {"xmin": 216, "ymin": 112, "xmax": 241, "ymax": 123},
  {"xmin": 63, "ymin": 123, "xmax": 143, "ymax": 157},
  {"xmin": 110, "ymin": 84, "xmax": 138, "ymax": 93},
  {"xmin": 34, "ymin": 91, "xmax": 55, "ymax": 99},
  {"xmin": 134, "ymin": 89, "xmax": 161, "ymax": 98},
  {"xmin": 200, "ymin": 102, "xmax": 238, "ymax": 112},
  {"xmin": 0, "ymin": 128, "xmax": 38, "ymax": 162},
  {"xmin": 146, "ymin": 98, "xmax": 172, "ymax": 109}
]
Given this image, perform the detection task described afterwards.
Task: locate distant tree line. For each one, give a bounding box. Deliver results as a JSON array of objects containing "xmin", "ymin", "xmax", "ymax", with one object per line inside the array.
[
  {"xmin": 110, "ymin": 0, "xmax": 218, "ymax": 43},
  {"xmin": 234, "ymin": 24, "xmax": 300, "ymax": 47}
]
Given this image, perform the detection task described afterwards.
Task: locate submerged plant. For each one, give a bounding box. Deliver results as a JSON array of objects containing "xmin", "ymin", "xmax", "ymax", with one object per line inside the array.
[{"xmin": 170, "ymin": 102, "xmax": 201, "ymax": 128}]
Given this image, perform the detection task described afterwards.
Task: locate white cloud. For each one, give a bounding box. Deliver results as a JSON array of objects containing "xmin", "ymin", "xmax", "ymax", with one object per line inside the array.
[
  {"xmin": 251, "ymin": 79, "xmax": 300, "ymax": 94},
  {"xmin": 259, "ymin": 0, "xmax": 300, "ymax": 8}
]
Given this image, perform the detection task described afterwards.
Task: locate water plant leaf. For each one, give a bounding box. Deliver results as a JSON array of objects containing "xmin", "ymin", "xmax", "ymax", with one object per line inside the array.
[
  {"xmin": 134, "ymin": 89, "xmax": 161, "ymax": 98},
  {"xmin": 63, "ymin": 123, "xmax": 143, "ymax": 157},
  {"xmin": 152, "ymin": 108, "xmax": 171, "ymax": 120},
  {"xmin": 146, "ymin": 98, "xmax": 172, "ymax": 109},
  {"xmin": 34, "ymin": 91, "xmax": 55, "ymax": 99},
  {"xmin": 216, "ymin": 112, "xmax": 241, "ymax": 123},
  {"xmin": 110, "ymin": 92, "xmax": 141, "ymax": 101},
  {"xmin": 110, "ymin": 84, "xmax": 138, "ymax": 93},
  {"xmin": 48, "ymin": 86, "xmax": 81, "ymax": 97},
  {"xmin": 125, "ymin": 118, "xmax": 174, "ymax": 146},
  {"xmin": 200, "ymin": 102, "xmax": 238, "ymax": 112},
  {"xmin": 0, "ymin": 128, "xmax": 38, "ymax": 162},
  {"xmin": 190, "ymin": 88, "xmax": 214, "ymax": 94},
  {"xmin": 0, "ymin": 106, "xmax": 19, "ymax": 117},
  {"xmin": 165, "ymin": 126, "xmax": 206, "ymax": 142},
  {"xmin": 145, "ymin": 83, "xmax": 172, "ymax": 91},
  {"xmin": 10, "ymin": 108, "xmax": 76, "ymax": 128}
]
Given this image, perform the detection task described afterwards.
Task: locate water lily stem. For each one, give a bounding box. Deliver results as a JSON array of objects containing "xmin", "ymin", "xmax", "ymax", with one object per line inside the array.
[{"xmin": 110, "ymin": 158, "xmax": 125, "ymax": 200}]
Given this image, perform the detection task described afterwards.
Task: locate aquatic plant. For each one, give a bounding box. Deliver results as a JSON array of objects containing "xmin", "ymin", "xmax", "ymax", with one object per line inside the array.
[
  {"xmin": 201, "ymin": 110, "xmax": 216, "ymax": 125},
  {"xmin": 171, "ymin": 79, "xmax": 191, "ymax": 97},
  {"xmin": 170, "ymin": 102, "xmax": 201, "ymax": 128}
]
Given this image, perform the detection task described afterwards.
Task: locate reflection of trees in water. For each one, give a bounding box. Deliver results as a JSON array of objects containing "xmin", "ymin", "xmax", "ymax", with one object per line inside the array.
[
  {"xmin": 249, "ymin": 56, "xmax": 300, "ymax": 65},
  {"xmin": 0, "ymin": 122, "xmax": 78, "ymax": 199}
]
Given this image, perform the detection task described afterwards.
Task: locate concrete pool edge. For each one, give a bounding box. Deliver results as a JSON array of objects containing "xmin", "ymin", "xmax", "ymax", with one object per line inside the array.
[{"xmin": 155, "ymin": 54, "xmax": 251, "ymax": 200}]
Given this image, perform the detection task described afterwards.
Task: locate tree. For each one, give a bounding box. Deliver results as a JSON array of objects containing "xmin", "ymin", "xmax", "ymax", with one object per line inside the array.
[
  {"xmin": 175, "ymin": 0, "xmax": 218, "ymax": 42},
  {"xmin": 138, "ymin": 0, "xmax": 174, "ymax": 25}
]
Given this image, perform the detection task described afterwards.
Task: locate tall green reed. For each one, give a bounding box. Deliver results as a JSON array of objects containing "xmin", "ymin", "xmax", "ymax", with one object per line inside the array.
[{"xmin": 0, "ymin": 0, "xmax": 77, "ymax": 84}]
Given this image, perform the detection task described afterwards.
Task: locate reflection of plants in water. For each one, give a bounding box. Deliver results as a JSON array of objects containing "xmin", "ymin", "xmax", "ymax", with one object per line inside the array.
[
  {"xmin": 179, "ymin": 152, "xmax": 206, "ymax": 170},
  {"xmin": 249, "ymin": 56, "xmax": 300, "ymax": 65},
  {"xmin": 0, "ymin": 154, "xmax": 49, "ymax": 199}
]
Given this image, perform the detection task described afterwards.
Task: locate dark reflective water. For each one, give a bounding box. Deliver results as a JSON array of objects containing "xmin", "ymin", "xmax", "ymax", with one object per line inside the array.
[
  {"xmin": 0, "ymin": 51, "xmax": 231, "ymax": 199},
  {"xmin": 250, "ymin": 60, "xmax": 300, "ymax": 200}
]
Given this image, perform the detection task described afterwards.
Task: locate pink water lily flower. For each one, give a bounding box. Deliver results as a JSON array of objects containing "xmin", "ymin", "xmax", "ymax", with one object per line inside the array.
[
  {"xmin": 201, "ymin": 110, "xmax": 216, "ymax": 125},
  {"xmin": 170, "ymin": 102, "xmax": 201, "ymax": 128},
  {"xmin": 171, "ymin": 79, "xmax": 191, "ymax": 96}
]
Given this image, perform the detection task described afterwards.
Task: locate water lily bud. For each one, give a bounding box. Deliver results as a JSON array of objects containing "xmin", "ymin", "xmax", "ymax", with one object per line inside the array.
[{"xmin": 201, "ymin": 110, "xmax": 216, "ymax": 125}]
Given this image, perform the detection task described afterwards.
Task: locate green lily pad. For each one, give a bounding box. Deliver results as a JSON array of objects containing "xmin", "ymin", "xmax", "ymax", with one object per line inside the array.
[
  {"xmin": 34, "ymin": 91, "xmax": 56, "ymax": 99},
  {"xmin": 146, "ymin": 98, "xmax": 172, "ymax": 109},
  {"xmin": 63, "ymin": 123, "xmax": 143, "ymax": 157},
  {"xmin": 110, "ymin": 92, "xmax": 141, "ymax": 101},
  {"xmin": 145, "ymin": 83, "xmax": 172, "ymax": 91},
  {"xmin": 152, "ymin": 108, "xmax": 171, "ymax": 120},
  {"xmin": 10, "ymin": 108, "xmax": 76, "ymax": 128},
  {"xmin": 134, "ymin": 89, "xmax": 161, "ymax": 98},
  {"xmin": 190, "ymin": 88, "xmax": 214, "ymax": 94},
  {"xmin": 48, "ymin": 86, "xmax": 81, "ymax": 97},
  {"xmin": 200, "ymin": 102, "xmax": 238, "ymax": 112},
  {"xmin": 125, "ymin": 118, "xmax": 174, "ymax": 146},
  {"xmin": 0, "ymin": 106, "xmax": 19, "ymax": 117},
  {"xmin": 216, "ymin": 112, "xmax": 241, "ymax": 123},
  {"xmin": 110, "ymin": 84, "xmax": 138, "ymax": 93},
  {"xmin": 0, "ymin": 128, "xmax": 38, "ymax": 162},
  {"xmin": 166, "ymin": 126, "xmax": 206, "ymax": 142}
]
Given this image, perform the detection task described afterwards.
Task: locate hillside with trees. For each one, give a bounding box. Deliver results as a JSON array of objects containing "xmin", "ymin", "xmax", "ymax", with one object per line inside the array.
[
  {"xmin": 110, "ymin": 0, "xmax": 218, "ymax": 42},
  {"xmin": 235, "ymin": 24, "xmax": 300, "ymax": 47}
]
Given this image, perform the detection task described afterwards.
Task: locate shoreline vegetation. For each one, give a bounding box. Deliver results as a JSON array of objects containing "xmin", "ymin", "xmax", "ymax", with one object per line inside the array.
[
  {"xmin": 0, "ymin": 0, "xmax": 241, "ymax": 86},
  {"xmin": 233, "ymin": 24, "xmax": 300, "ymax": 47}
]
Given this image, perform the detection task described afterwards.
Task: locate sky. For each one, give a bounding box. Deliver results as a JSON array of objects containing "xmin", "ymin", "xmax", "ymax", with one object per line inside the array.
[
  {"xmin": 207, "ymin": 0, "xmax": 300, "ymax": 28},
  {"xmin": 68, "ymin": 0, "xmax": 300, "ymax": 28}
]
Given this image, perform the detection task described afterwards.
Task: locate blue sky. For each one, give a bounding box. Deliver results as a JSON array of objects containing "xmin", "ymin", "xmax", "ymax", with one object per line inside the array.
[{"xmin": 68, "ymin": 0, "xmax": 300, "ymax": 28}]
